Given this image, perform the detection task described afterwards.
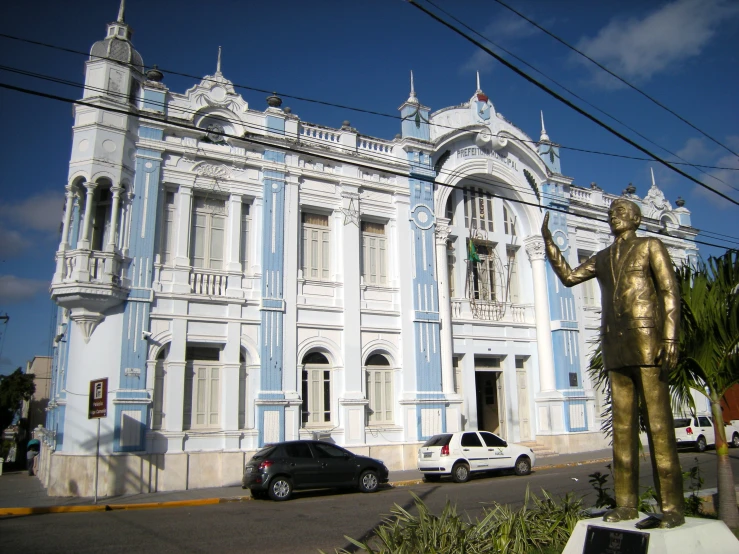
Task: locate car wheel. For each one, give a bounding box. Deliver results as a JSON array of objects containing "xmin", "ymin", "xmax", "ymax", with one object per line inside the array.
[
  {"xmin": 358, "ymin": 470, "xmax": 379, "ymax": 493},
  {"xmin": 451, "ymin": 462, "xmax": 470, "ymax": 483},
  {"xmin": 514, "ymin": 456, "xmax": 532, "ymax": 476},
  {"xmin": 732, "ymin": 433, "xmax": 739, "ymax": 448},
  {"xmin": 422, "ymin": 474, "xmax": 441, "ymax": 483},
  {"xmin": 268, "ymin": 477, "xmax": 293, "ymax": 501},
  {"xmin": 696, "ymin": 436, "xmax": 707, "ymax": 452}
]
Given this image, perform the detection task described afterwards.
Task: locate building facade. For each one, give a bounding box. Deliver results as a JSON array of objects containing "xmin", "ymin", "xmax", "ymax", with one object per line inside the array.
[{"xmin": 39, "ymin": 6, "xmax": 699, "ymax": 496}]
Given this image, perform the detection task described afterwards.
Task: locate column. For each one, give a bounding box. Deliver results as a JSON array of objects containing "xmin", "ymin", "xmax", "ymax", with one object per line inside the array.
[
  {"xmin": 164, "ymin": 318, "xmax": 187, "ymax": 439},
  {"xmin": 435, "ymin": 220, "xmax": 454, "ymax": 395},
  {"xmin": 251, "ymin": 197, "xmax": 263, "ymax": 275},
  {"xmin": 340, "ymin": 187, "xmax": 362, "ymax": 394},
  {"xmin": 226, "ymin": 193, "xmax": 243, "ymax": 272},
  {"xmin": 221, "ymin": 321, "xmax": 241, "ymax": 448},
  {"xmin": 524, "ymin": 235, "xmax": 556, "ymax": 392},
  {"xmin": 172, "ymin": 185, "xmax": 193, "ymax": 293},
  {"xmin": 78, "ymin": 181, "xmax": 98, "ymax": 249},
  {"xmin": 226, "ymin": 193, "xmax": 244, "ymax": 297},
  {"xmin": 106, "ymin": 184, "xmax": 123, "ymax": 252},
  {"xmin": 54, "ymin": 184, "xmax": 77, "ymax": 281}
]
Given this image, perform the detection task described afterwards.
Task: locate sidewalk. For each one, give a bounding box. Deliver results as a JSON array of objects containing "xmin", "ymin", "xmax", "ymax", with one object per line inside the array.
[{"xmin": 0, "ymin": 448, "xmax": 614, "ymax": 515}]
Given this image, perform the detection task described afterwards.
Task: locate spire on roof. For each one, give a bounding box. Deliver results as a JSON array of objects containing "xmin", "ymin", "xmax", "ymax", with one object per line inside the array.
[
  {"xmin": 117, "ymin": 0, "xmax": 126, "ymax": 23},
  {"xmin": 650, "ymin": 167, "xmax": 657, "ymax": 188},
  {"xmin": 406, "ymin": 70, "xmax": 419, "ymax": 105},
  {"xmin": 216, "ymin": 46, "xmax": 222, "ymax": 75},
  {"xmin": 476, "ymin": 71, "xmax": 481, "ymax": 94},
  {"xmin": 539, "ymin": 110, "xmax": 550, "ymax": 142}
]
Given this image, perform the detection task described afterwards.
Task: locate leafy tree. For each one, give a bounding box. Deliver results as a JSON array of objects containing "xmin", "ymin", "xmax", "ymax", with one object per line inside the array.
[
  {"xmin": 0, "ymin": 368, "xmax": 36, "ymax": 433},
  {"xmin": 671, "ymin": 251, "xmax": 739, "ymax": 528}
]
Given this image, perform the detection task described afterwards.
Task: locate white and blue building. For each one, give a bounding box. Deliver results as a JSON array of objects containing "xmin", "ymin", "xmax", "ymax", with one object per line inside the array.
[{"xmin": 39, "ymin": 5, "xmax": 699, "ymax": 495}]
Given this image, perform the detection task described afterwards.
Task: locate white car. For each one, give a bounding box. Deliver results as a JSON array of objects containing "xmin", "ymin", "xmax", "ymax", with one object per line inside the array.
[
  {"xmin": 417, "ymin": 431, "xmax": 536, "ymax": 483},
  {"xmin": 674, "ymin": 414, "xmax": 739, "ymax": 452}
]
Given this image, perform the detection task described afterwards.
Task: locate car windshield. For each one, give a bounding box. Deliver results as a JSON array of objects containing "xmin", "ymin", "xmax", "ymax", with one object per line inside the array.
[
  {"xmin": 673, "ymin": 418, "xmax": 691, "ymax": 428},
  {"xmin": 423, "ymin": 434, "xmax": 452, "ymax": 447}
]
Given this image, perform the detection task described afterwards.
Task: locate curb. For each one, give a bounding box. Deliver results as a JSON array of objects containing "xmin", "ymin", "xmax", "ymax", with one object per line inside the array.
[{"xmin": 0, "ymin": 455, "xmax": 615, "ymax": 517}]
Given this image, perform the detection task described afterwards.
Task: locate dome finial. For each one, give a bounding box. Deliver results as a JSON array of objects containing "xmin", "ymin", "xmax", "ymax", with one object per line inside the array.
[
  {"xmin": 476, "ymin": 70, "xmax": 482, "ymax": 94},
  {"xmin": 216, "ymin": 46, "xmax": 222, "ymax": 75},
  {"xmin": 650, "ymin": 167, "xmax": 657, "ymax": 188},
  {"xmin": 117, "ymin": 0, "xmax": 126, "ymax": 23},
  {"xmin": 540, "ymin": 110, "xmax": 550, "ymax": 142},
  {"xmin": 406, "ymin": 70, "xmax": 419, "ymax": 105}
]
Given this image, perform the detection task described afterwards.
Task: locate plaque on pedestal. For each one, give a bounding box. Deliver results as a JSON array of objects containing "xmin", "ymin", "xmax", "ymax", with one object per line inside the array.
[
  {"xmin": 563, "ymin": 515, "xmax": 739, "ymax": 554},
  {"xmin": 582, "ymin": 525, "xmax": 648, "ymax": 554}
]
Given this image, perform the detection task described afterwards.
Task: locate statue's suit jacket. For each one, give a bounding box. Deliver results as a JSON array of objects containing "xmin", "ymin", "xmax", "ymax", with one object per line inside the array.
[{"xmin": 544, "ymin": 233, "xmax": 680, "ymax": 370}]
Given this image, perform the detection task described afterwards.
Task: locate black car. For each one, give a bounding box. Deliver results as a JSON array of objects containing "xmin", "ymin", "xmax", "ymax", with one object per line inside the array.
[{"xmin": 242, "ymin": 440, "xmax": 390, "ymax": 501}]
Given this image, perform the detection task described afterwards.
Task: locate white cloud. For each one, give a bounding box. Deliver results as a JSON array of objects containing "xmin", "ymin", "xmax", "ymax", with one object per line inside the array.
[
  {"xmin": 576, "ymin": 0, "xmax": 739, "ymax": 87},
  {"xmin": 0, "ymin": 227, "xmax": 33, "ymax": 258},
  {"xmin": 668, "ymin": 135, "xmax": 739, "ymax": 208},
  {"xmin": 0, "ymin": 275, "xmax": 49, "ymax": 303},
  {"xmin": 0, "ymin": 192, "xmax": 65, "ymax": 234}
]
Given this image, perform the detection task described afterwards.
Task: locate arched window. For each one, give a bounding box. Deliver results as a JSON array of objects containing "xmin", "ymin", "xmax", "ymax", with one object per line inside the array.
[
  {"xmin": 301, "ymin": 351, "xmax": 331, "ymax": 426},
  {"xmin": 366, "ymin": 353, "xmax": 393, "ymax": 425}
]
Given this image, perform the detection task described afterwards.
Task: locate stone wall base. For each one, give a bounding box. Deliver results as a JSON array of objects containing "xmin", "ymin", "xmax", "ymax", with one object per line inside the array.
[
  {"xmin": 36, "ymin": 441, "xmax": 423, "ymax": 497},
  {"xmin": 536, "ymin": 431, "xmax": 610, "ymax": 454}
]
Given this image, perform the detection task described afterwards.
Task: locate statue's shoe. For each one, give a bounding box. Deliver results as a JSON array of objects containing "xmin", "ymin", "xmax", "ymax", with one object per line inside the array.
[
  {"xmin": 603, "ymin": 507, "xmax": 639, "ymax": 522},
  {"xmin": 659, "ymin": 512, "xmax": 685, "ymax": 529}
]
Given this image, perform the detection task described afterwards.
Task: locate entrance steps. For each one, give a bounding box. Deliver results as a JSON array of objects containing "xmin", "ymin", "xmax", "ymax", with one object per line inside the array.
[{"xmin": 518, "ymin": 441, "xmax": 558, "ymax": 458}]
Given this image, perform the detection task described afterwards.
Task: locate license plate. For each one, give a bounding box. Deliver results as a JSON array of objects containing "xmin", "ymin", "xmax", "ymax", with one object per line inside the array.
[{"xmin": 424, "ymin": 452, "xmax": 432, "ymax": 458}]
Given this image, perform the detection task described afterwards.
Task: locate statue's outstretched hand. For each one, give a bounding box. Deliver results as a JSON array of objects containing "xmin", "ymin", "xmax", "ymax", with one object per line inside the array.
[{"xmin": 541, "ymin": 212, "xmax": 553, "ymax": 242}]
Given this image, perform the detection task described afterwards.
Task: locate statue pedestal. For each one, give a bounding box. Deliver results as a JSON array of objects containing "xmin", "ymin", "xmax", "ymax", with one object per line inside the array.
[{"xmin": 562, "ymin": 514, "xmax": 738, "ymax": 554}]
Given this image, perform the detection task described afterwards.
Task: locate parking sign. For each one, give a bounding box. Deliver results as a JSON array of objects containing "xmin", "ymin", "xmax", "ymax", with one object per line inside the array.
[{"xmin": 88, "ymin": 378, "xmax": 108, "ymax": 419}]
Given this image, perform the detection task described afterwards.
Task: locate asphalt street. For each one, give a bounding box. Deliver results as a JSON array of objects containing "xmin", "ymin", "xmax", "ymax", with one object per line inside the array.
[{"xmin": 2, "ymin": 450, "xmax": 737, "ymax": 553}]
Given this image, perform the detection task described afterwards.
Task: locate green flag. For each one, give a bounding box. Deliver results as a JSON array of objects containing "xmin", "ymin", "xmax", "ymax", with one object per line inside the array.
[{"xmin": 468, "ymin": 240, "xmax": 480, "ymax": 263}]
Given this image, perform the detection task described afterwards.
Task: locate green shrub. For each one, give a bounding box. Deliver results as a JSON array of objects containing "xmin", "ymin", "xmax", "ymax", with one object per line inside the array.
[{"xmin": 329, "ymin": 489, "xmax": 584, "ymax": 554}]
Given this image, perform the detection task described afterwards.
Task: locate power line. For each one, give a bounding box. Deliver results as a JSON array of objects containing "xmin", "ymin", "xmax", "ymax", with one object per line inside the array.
[
  {"xmin": 490, "ymin": 0, "xmax": 739, "ymax": 161},
  {"xmin": 7, "ymin": 63, "xmax": 738, "ymax": 245},
  {"xmin": 0, "ymin": 80, "xmax": 733, "ymax": 253},
  {"xmin": 423, "ymin": 0, "xmax": 738, "ymax": 194},
  {"xmin": 407, "ymin": 0, "xmax": 739, "ymax": 207},
  {"xmin": 1, "ymin": 32, "xmax": 738, "ymax": 177}
]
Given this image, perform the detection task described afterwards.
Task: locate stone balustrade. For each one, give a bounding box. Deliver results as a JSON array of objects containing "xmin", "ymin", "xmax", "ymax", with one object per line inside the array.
[{"xmin": 189, "ymin": 268, "xmax": 227, "ymax": 296}]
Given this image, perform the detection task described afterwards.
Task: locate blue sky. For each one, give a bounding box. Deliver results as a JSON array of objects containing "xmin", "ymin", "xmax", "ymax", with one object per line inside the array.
[{"xmin": 0, "ymin": 0, "xmax": 738, "ymax": 375}]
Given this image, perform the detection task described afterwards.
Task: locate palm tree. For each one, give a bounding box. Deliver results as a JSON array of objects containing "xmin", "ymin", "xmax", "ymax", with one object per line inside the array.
[{"xmin": 671, "ymin": 251, "xmax": 739, "ymax": 528}]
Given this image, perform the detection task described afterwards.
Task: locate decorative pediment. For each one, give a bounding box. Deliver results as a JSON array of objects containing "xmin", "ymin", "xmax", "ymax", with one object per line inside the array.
[
  {"xmin": 168, "ymin": 72, "xmax": 249, "ymax": 122},
  {"xmin": 642, "ymin": 184, "xmax": 672, "ymax": 218}
]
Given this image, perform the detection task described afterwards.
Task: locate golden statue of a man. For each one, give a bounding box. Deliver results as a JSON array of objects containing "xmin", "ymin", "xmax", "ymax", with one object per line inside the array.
[{"xmin": 542, "ymin": 198, "xmax": 684, "ymax": 528}]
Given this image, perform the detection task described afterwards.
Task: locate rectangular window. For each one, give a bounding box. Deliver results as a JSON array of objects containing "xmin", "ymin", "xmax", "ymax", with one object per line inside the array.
[
  {"xmin": 240, "ymin": 203, "xmax": 251, "ymax": 271},
  {"xmin": 160, "ymin": 191, "xmax": 176, "ymax": 265},
  {"xmin": 578, "ymin": 252, "xmax": 597, "ymax": 306},
  {"xmin": 302, "ymin": 213, "xmax": 330, "ymax": 280},
  {"xmin": 507, "ymin": 248, "xmax": 520, "ymax": 303},
  {"xmin": 503, "ymin": 205, "xmax": 516, "ymax": 236},
  {"xmin": 361, "ymin": 221, "xmax": 387, "ymax": 285},
  {"xmin": 367, "ymin": 369, "xmax": 393, "ymax": 424},
  {"xmin": 469, "ymin": 243, "xmax": 498, "ymax": 302},
  {"xmin": 302, "ymin": 367, "xmax": 331, "ymax": 425},
  {"xmin": 191, "ymin": 196, "xmax": 227, "ymax": 270},
  {"xmin": 184, "ymin": 362, "xmax": 220, "ymax": 429},
  {"xmin": 463, "ymin": 188, "xmax": 494, "ymax": 231}
]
